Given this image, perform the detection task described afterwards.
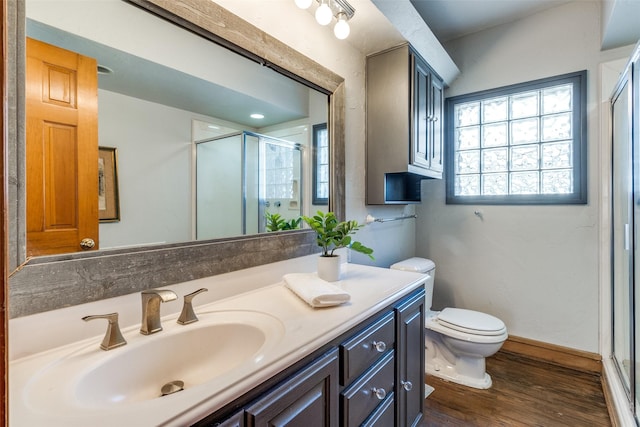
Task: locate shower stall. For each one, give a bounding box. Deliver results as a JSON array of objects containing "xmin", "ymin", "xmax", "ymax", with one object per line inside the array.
[
  {"xmin": 610, "ymin": 43, "xmax": 640, "ymax": 422},
  {"xmin": 195, "ymin": 131, "xmax": 302, "ymax": 240}
]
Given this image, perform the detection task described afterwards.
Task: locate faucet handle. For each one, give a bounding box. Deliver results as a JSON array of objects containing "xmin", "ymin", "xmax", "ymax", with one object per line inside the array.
[
  {"xmin": 177, "ymin": 288, "xmax": 208, "ymax": 325},
  {"xmin": 82, "ymin": 312, "xmax": 127, "ymax": 351}
]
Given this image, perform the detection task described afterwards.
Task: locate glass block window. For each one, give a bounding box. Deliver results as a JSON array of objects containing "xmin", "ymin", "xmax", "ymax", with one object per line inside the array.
[
  {"xmin": 445, "ymin": 71, "xmax": 587, "ymax": 204},
  {"xmin": 264, "ymin": 143, "xmax": 295, "ymax": 199}
]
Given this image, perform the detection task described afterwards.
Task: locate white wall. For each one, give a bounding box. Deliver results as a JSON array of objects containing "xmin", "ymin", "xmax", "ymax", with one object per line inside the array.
[
  {"xmin": 216, "ymin": 0, "xmax": 418, "ymax": 268},
  {"xmin": 98, "ymin": 90, "xmax": 211, "ymax": 249},
  {"xmin": 416, "ymin": 1, "xmax": 633, "ymax": 353}
]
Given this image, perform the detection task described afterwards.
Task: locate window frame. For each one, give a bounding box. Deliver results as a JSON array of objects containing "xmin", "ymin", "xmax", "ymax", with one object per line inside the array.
[
  {"xmin": 445, "ymin": 70, "xmax": 588, "ymax": 205},
  {"xmin": 312, "ymin": 122, "xmax": 329, "ymax": 205}
]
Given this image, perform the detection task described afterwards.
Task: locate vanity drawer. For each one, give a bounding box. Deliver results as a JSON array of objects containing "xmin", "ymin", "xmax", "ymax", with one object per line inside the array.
[
  {"xmin": 214, "ymin": 410, "xmax": 243, "ymax": 426},
  {"xmin": 340, "ymin": 311, "xmax": 395, "ymax": 385},
  {"xmin": 340, "ymin": 350, "xmax": 395, "ymax": 427},
  {"xmin": 362, "ymin": 392, "xmax": 395, "ymax": 427}
]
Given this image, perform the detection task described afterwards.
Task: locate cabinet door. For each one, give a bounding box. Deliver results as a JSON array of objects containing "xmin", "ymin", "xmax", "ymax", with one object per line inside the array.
[
  {"xmin": 395, "ymin": 289, "xmax": 425, "ymax": 427},
  {"xmin": 246, "ymin": 349, "xmax": 339, "ymax": 427},
  {"xmin": 412, "ymin": 55, "xmax": 430, "ymax": 170},
  {"xmin": 428, "ymin": 75, "xmax": 444, "ymax": 175}
]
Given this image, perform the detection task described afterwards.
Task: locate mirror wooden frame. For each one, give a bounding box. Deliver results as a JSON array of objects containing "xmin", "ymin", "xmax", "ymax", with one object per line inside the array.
[
  {"xmin": 2, "ymin": 0, "xmax": 8, "ymax": 421},
  {"xmin": 5, "ymin": 0, "xmax": 346, "ymax": 318}
]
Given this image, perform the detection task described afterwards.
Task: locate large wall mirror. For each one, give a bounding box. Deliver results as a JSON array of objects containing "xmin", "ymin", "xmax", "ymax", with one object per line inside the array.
[
  {"xmin": 27, "ymin": 0, "xmax": 328, "ymax": 251},
  {"xmin": 8, "ymin": 0, "xmax": 345, "ymax": 317}
]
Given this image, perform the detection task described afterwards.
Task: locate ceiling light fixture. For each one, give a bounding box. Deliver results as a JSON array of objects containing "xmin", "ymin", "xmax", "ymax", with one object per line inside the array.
[
  {"xmin": 315, "ymin": 0, "xmax": 333, "ymax": 26},
  {"xmin": 250, "ymin": 113, "xmax": 265, "ymax": 119},
  {"xmin": 295, "ymin": 0, "xmax": 313, "ymax": 10},
  {"xmin": 297, "ymin": 0, "xmax": 355, "ymax": 39},
  {"xmin": 333, "ymin": 12, "xmax": 350, "ymax": 39}
]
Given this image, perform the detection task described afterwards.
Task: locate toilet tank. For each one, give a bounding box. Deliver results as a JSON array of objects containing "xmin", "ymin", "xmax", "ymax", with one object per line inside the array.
[{"xmin": 390, "ymin": 257, "xmax": 436, "ymax": 311}]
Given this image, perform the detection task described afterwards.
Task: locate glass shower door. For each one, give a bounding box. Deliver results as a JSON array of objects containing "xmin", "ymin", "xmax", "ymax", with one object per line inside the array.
[
  {"xmin": 195, "ymin": 133, "xmax": 244, "ymax": 239},
  {"xmin": 633, "ymin": 55, "xmax": 640, "ymax": 420},
  {"xmin": 612, "ymin": 72, "xmax": 633, "ymax": 395}
]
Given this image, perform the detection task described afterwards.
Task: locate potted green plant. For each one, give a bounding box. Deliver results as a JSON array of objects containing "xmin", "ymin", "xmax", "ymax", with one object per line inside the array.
[
  {"xmin": 265, "ymin": 212, "xmax": 301, "ymax": 232},
  {"xmin": 302, "ymin": 211, "xmax": 374, "ymax": 281}
]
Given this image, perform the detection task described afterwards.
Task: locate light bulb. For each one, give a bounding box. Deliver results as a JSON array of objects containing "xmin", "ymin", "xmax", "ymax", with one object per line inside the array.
[
  {"xmin": 315, "ymin": 2, "xmax": 333, "ymax": 26},
  {"xmin": 334, "ymin": 13, "xmax": 350, "ymax": 39},
  {"xmin": 294, "ymin": 0, "xmax": 312, "ymax": 9}
]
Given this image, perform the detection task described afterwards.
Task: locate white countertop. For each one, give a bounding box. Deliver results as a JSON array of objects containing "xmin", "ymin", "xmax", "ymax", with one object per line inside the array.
[{"xmin": 9, "ymin": 260, "xmax": 426, "ymax": 427}]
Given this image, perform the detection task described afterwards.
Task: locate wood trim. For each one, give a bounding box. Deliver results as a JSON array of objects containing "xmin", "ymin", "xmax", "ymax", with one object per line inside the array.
[
  {"xmin": 500, "ymin": 337, "xmax": 617, "ymax": 424},
  {"xmin": 500, "ymin": 335, "xmax": 602, "ymax": 374},
  {"xmin": 330, "ymin": 83, "xmax": 346, "ymax": 221},
  {"xmin": 1, "ymin": 0, "xmax": 7, "ymax": 422}
]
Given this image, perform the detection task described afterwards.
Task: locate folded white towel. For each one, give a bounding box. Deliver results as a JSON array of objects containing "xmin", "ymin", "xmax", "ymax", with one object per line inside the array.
[{"xmin": 283, "ymin": 273, "xmax": 351, "ymax": 308}]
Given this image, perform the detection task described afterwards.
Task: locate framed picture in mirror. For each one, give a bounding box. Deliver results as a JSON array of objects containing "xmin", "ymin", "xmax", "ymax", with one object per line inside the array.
[{"xmin": 98, "ymin": 146, "xmax": 120, "ymax": 222}]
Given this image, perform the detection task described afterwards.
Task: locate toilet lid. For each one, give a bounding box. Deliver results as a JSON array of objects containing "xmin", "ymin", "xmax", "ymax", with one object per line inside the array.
[{"xmin": 436, "ymin": 308, "xmax": 507, "ymax": 336}]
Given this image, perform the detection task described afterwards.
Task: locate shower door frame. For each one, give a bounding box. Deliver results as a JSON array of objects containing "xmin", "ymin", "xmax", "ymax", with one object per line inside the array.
[
  {"xmin": 611, "ymin": 65, "xmax": 635, "ymax": 412},
  {"xmin": 610, "ymin": 44, "xmax": 640, "ymax": 423},
  {"xmin": 247, "ymin": 131, "xmax": 304, "ymax": 234},
  {"xmin": 194, "ymin": 131, "xmax": 303, "ymax": 239}
]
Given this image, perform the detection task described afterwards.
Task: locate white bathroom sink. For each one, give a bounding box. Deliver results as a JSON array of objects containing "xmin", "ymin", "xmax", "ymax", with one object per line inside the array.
[{"xmin": 18, "ymin": 310, "xmax": 285, "ymax": 413}]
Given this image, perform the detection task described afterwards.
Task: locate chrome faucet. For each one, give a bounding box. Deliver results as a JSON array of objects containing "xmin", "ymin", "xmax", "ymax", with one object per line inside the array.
[{"xmin": 140, "ymin": 289, "xmax": 178, "ymax": 335}]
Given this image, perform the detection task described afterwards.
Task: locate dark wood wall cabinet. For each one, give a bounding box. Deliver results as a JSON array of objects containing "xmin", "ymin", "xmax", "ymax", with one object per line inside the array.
[
  {"xmin": 366, "ymin": 44, "xmax": 444, "ymax": 204},
  {"xmin": 194, "ymin": 288, "xmax": 425, "ymax": 427}
]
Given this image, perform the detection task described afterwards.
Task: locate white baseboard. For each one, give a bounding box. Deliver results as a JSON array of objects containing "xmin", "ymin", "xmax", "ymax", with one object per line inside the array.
[{"xmin": 602, "ymin": 357, "xmax": 636, "ymax": 427}]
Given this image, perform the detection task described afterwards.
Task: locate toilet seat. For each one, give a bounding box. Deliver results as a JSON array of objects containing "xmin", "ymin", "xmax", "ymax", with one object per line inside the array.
[
  {"xmin": 437, "ymin": 308, "xmax": 507, "ymax": 336},
  {"xmin": 426, "ymin": 308, "xmax": 508, "ymax": 344}
]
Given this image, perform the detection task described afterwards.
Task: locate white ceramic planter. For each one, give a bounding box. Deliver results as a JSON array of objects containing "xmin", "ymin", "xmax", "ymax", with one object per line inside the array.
[{"xmin": 317, "ymin": 255, "xmax": 341, "ymax": 282}]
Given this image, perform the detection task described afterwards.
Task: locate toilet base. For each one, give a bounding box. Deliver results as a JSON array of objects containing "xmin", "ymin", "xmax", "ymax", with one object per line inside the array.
[
  {"xmin": 425, "ymin": 330, "xmax": 499, "ymax": 390},
  {"xmin": 426, "ymin": 362, "xmax": 493, "ymax": 389}
]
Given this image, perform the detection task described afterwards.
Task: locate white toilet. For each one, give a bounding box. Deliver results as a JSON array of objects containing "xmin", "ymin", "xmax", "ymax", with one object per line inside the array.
[{"xmin": 390, "ymin": 257, "xmax": 508, "ymax": 389}]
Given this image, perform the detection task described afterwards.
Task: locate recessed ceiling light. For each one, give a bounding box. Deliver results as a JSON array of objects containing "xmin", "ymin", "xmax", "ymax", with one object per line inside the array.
[
  {"xmin": 250, "ymin": 113, "xmax": 265, "ymax": 119},
  {"xmin": 97, "ymin": 64, "xmax": 113, "ymax": 75},
  {"xmin": 207, "ymin": 125, "xmax": 220, "ymax": 129}
]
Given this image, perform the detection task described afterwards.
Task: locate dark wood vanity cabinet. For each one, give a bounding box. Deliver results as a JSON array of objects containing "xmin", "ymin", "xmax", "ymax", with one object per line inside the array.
[
  {"xmin": 339, "ymin": 310, "xmax": 396, "ymax": 426},
  {"xmin": 395, "ymin": 290, "xmax": 426, "ymax": 427},
  {"xmin": 214, "ymin": 410, "xmax": 244, "ymax": 427},
  {"xmin": 366, "ymin": 44, "xmax": 444, "ymax": 204},
  {"xmin": 245, "ymin": 349, "xmax": 339, "ymax": 426},
  {"xmin": 197, "ymin": 288, "xmax": 425, "ymax": 427},
  {"xmin": 341, "ymin": 288, "xmax": 425, "ymax": 426}
]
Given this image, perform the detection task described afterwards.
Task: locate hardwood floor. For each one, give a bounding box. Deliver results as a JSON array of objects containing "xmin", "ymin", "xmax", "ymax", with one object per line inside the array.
[{"xmin": 421, "ymin": 351, "xmax": 612, "ymax": 426}]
